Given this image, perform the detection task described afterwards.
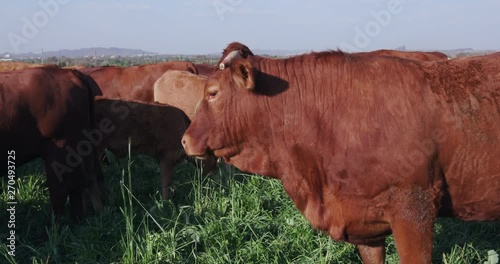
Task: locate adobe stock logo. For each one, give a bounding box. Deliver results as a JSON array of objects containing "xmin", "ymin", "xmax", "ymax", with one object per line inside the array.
[
  {"xmin": 212, "ymin": 0, "xmax": 243, "ymax": 21},
  {"xmin": 7, "ymin": 0, "xmax": 71, "ymax": 53},
  {"xmin": 339, "ymin": 0, "xmax": 412, "ymax": 52}
]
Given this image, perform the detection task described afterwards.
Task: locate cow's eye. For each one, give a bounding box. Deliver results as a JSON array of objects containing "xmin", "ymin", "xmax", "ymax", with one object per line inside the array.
[{"xmin": 208, "ymin": 90, "xmax": 218, "ymax": 101}]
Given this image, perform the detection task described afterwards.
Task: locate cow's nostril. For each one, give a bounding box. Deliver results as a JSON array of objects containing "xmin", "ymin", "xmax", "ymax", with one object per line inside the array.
[{"xmin": 181, "ymin": 138, "xmax": 187, "ymax": 147}]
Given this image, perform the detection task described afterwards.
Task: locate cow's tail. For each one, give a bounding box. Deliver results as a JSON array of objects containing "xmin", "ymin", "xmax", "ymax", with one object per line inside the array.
[
  {"xmin": 73, "ymin": 70, "xmax": 102, "ymax": 131},
  {"xmin": 72, "ymin": 69, "xmax": 106, "ymax": 212}
]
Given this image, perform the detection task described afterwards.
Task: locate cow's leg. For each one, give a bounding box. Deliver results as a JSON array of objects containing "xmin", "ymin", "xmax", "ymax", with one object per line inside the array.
[
  {"xmin": 66, "ymin": 154, "xmax": 87, "ymax": 221},
  {"xmin": 159, "ymin": 155, "xmax": 175, "ymax": 200},
  {"xmin": 69, "ymin": 188, "xmax": 85, "ymax": 222},
  {"xmin": 61, "ymin": 146, "xmax": 94, "ymax": 221},
  {"xmin": 46, "ymin": 181, "xmax": 67, "ymax": 222},
  {"xmin": 44, "ymin": 145, "xmax": 69, "ymax": 222},
  {"xmin": 85, "ymin": 150, "xmax": 105, "ymax": 213},
  {"xmin": 390, "ymin": 187, "xmax": 436, "ymax": 264},
  {"xmin": 390, "ymin": 217, "xmax": 434, "ymax": 263},
  {"xmin": 358, "ymin": 240, "xmax": 385, "ymax": 264}
]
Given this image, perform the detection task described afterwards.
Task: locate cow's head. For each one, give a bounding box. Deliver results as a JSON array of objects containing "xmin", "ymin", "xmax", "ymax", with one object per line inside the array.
[
  {"xmin": 217, "ymin": 42, "xmax": 254, "ymax": 66},
  {"xmin": 182, "ymin": 51, "xmax": 257, "ymax": 162}
]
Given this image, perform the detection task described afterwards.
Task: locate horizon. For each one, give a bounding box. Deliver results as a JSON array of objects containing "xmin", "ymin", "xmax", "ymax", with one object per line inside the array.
[
  {"xmin": 1, "ymin": 45, "xmax": 497, "ymax": 57},
  {"xmin": 1, "ymin": 1, "xmax": 499, "ymax": 55}
]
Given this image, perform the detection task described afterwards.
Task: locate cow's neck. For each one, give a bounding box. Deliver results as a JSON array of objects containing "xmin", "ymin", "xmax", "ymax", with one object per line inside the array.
[{"xmin": 225, "ymin": 55, "xmax": 350, "ymax": 237}]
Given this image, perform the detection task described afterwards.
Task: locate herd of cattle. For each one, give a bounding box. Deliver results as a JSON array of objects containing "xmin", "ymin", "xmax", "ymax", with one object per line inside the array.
[{"xmin": 1, "ymin": 42, "xmax": 499, "ymax": 263}]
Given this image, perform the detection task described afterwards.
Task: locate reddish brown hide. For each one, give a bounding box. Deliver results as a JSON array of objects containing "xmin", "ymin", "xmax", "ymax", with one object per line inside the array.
[
  {"xmin": 358, "ymin": 49, "xmax": 448, "ymax": 61},
  {"xmin": 80, "ymin": 61, "xmax": 198, "ymax": 102},
  {"xmin": 183, "ymin": 43, "xmax": 500, "ymax": 263},
  {"xmin": 0, "ymin": 67, "xmax": 104, "ymax": 221},
  {"xmin": 0, "ymin": 62, "xmax": 51, "ymax": 72},
  {"xmin": 195, "ymin": 63, "xmax": 218, "ymax": 77}
]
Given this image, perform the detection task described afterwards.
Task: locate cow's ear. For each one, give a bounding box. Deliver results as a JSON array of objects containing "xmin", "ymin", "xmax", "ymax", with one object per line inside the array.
[{"xmin": 231, "ymin": 59, "xmax": 255, "ymax": 91}]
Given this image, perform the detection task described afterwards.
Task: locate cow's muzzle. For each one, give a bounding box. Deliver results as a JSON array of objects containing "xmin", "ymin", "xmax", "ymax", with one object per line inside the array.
[{"xmin": 182, "ymin": 134, "xmax": 208, "ymax": 159}]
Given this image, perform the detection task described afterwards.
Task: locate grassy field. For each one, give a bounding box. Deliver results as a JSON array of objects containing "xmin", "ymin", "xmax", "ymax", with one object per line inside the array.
[{"xmin": 1, "ymin": 155, "xmax": 498, "ymax": 263}]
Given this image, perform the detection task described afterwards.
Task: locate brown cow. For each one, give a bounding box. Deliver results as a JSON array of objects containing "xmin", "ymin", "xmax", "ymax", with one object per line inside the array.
[
  {"xmin": 94, "ymin": 97, "xmax": 194, "ymax": 200},
  {"xmin": 359, "ymin": 49, "xmax": 448, "ymax": 61},
  {"xmin": 0, "ymin": 67, "xmax": 104, "ymax": 221},
  {"xmin": 182, "ymin": 44, "xmax": 500, "ymax": 263},
  {"xmin": 0, "ymin": 62, "xmax": 89, "ymax": 73},
  {"xmin": 0, "ymin": 62, "xmax": 47, "ymax": 72},
  {"xmin": 195, "ymin": 63, "xmax": 218, "ymax": 77},
  {"xmin": 80, "ymin": 61, "xmax": 198, "ymax": 102}
]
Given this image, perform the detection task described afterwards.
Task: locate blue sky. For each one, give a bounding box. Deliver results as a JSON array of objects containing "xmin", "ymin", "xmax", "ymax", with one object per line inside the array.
[{"xmin": 1, "ymin": 0, "xmax": 499, "ymax": 54}]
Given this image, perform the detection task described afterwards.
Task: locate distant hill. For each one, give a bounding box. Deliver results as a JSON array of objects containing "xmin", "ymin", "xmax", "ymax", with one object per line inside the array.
[
  {"xmin": 1, "ymin": 47, "xmax": 157, "ymax": 59},
  {"xmin": 437, "ymin": 48, "xmax": 498, "ymax": 58}
]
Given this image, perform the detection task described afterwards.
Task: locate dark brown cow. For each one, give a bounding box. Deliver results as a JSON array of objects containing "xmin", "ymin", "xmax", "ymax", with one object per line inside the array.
[
  {"xmin": 195, "ymin": 63, "xmax": 218, "ymax": 77},
  {"xmin": 94, "ymin": 97, "xmax": 195, "ymax": 200},
  {"xmin": 0, "ymin": 67, "xmax": 104, "ymax": 221},
  {"xmin": 80, "ymin": 61, "xmax": 198, "ymax": 101},
  {"xmin": 359, "ymin": 49, "xmax": 448, "ymax": 61},
  {"xmin": 182, "ymin": 43, "xmax": 500, "ymax": 263}
]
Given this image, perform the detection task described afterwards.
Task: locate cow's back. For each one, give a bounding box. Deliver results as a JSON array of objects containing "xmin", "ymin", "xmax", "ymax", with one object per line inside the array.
[
  {"xmin": 195, "ymin": 64, "xmax": 217, "ymax": 77},
  {"xmin": 0, "ymin": 62, "xmax": 47, "ymax": 72},
  {"xmin": 83, "ymin": 61, "xmax": 197, "ymax": 102},
  {"xmin": 364, "ymin": 49, "xmax": 448, "ymax": 61}
]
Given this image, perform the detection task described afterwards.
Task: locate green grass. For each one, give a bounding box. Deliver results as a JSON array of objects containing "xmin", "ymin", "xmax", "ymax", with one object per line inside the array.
[{"xmin": 1, "ymin": 156, "xmax": 498, "ymax": 263}]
